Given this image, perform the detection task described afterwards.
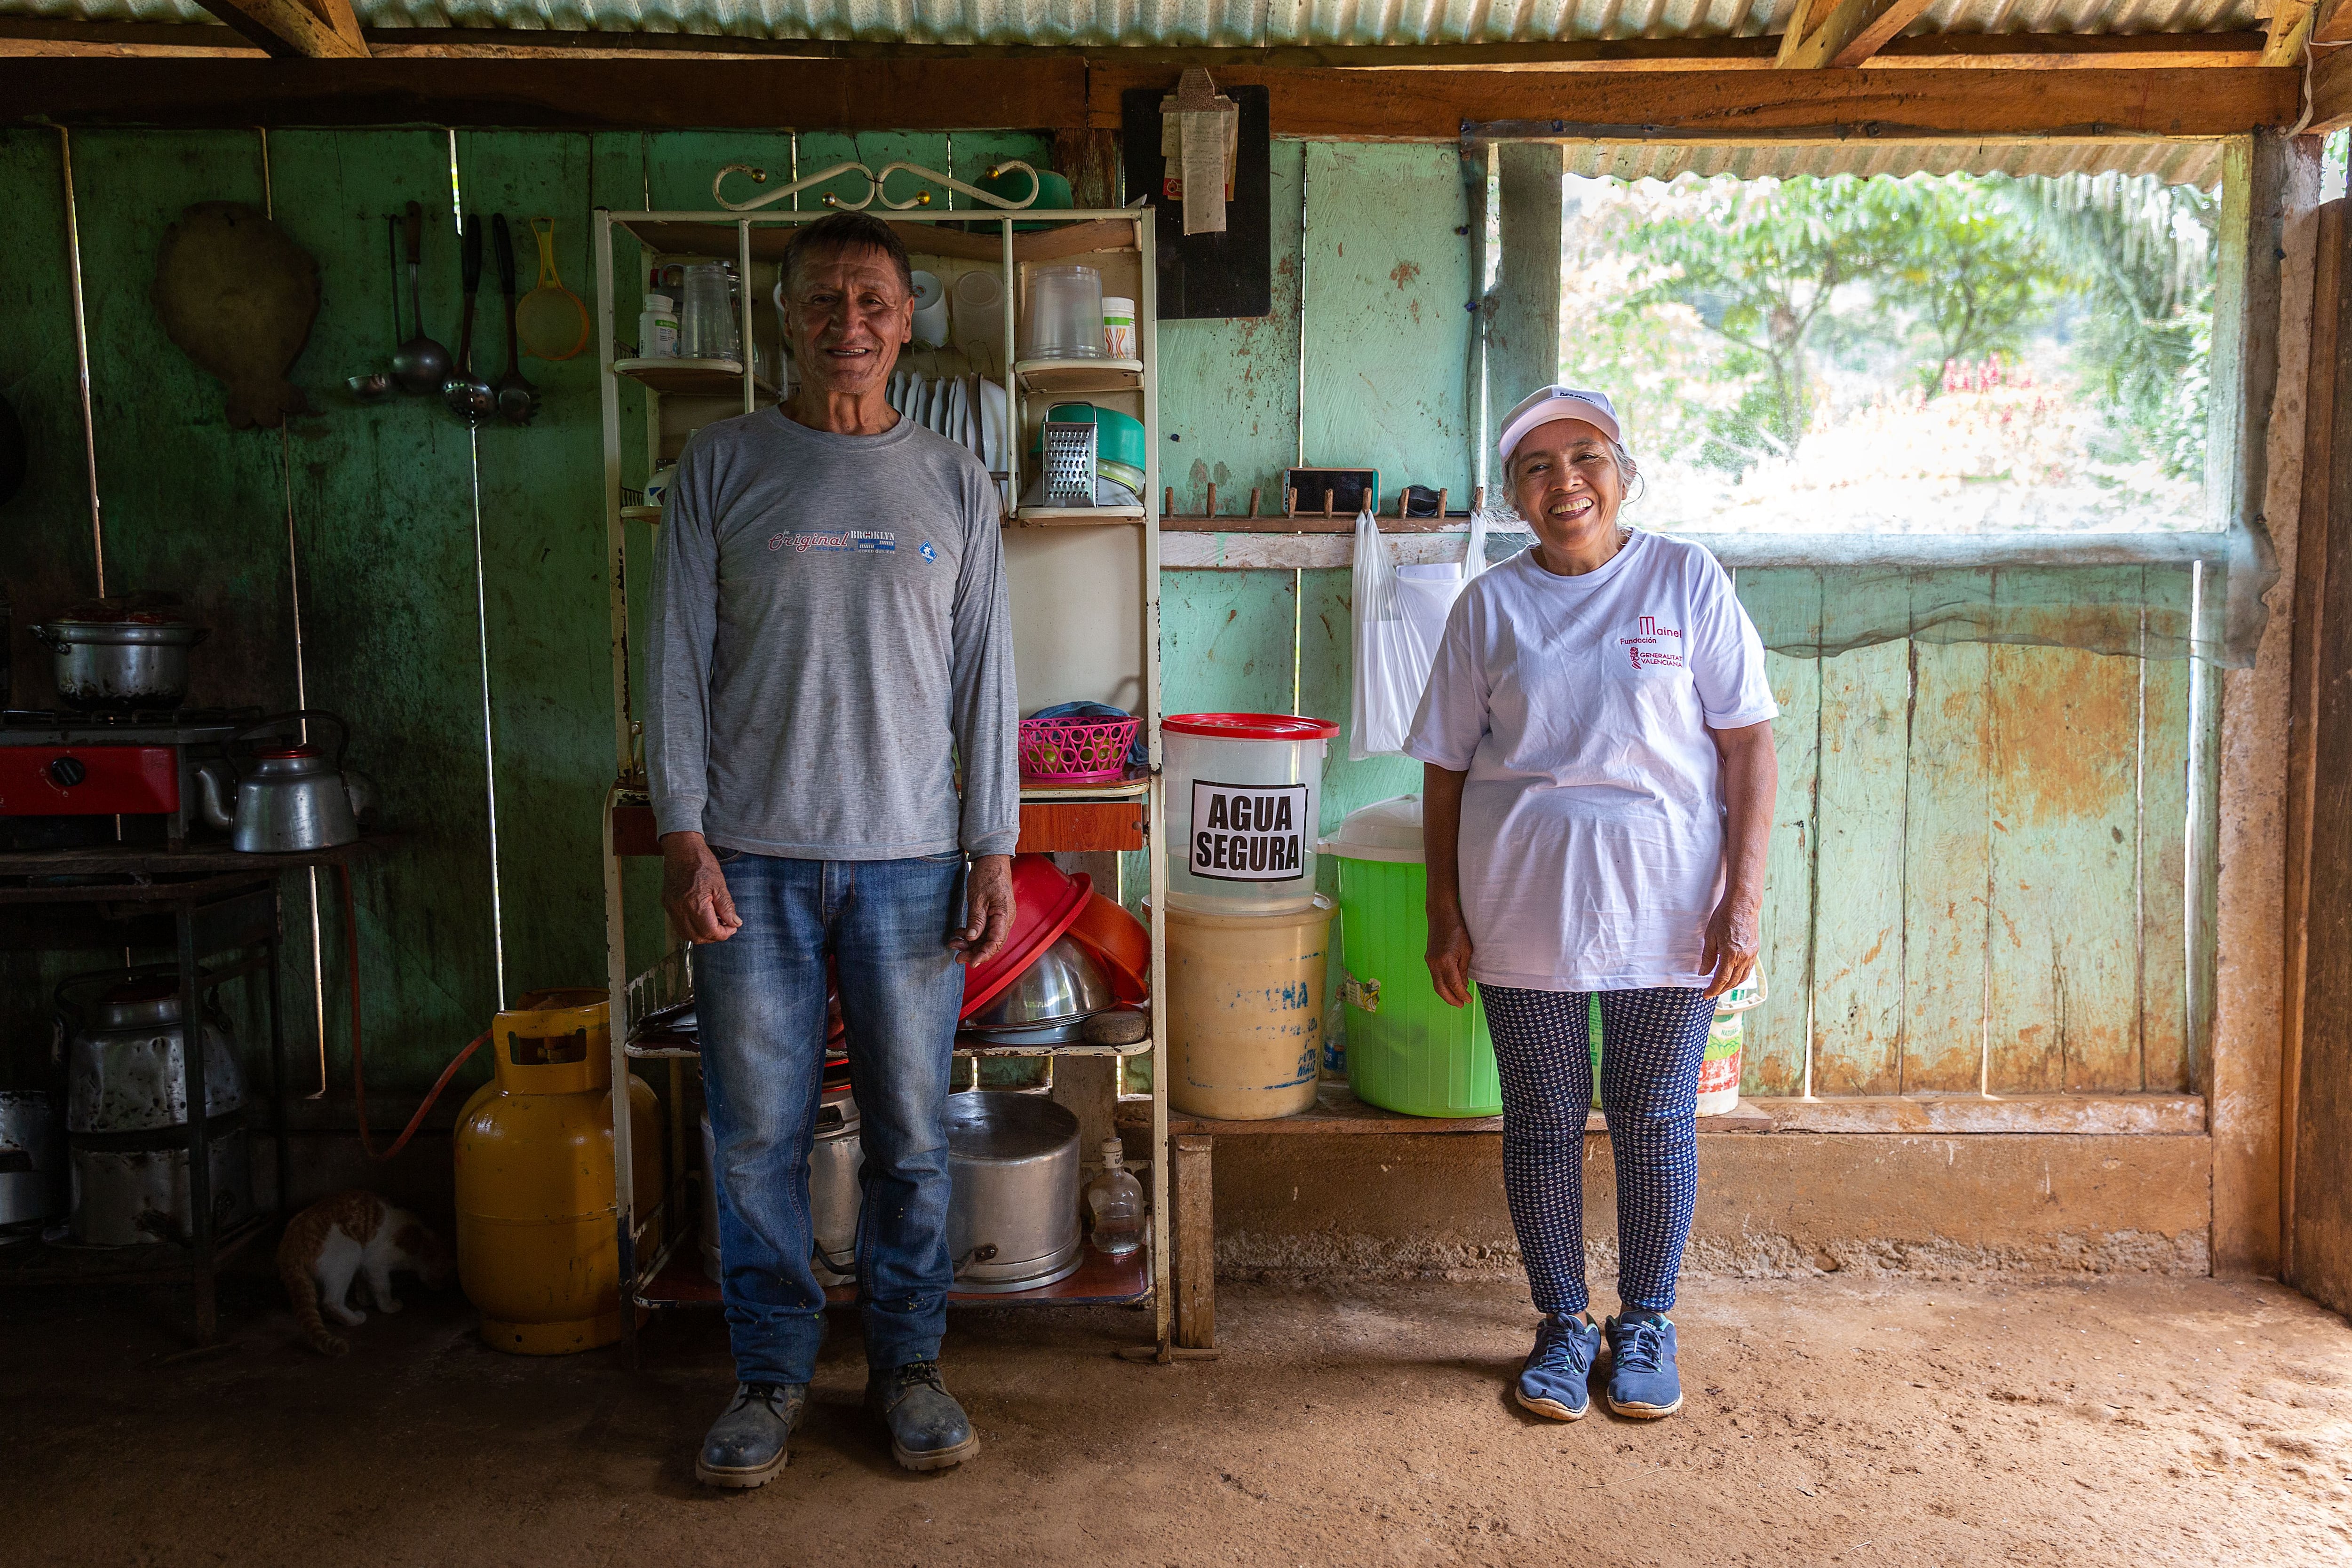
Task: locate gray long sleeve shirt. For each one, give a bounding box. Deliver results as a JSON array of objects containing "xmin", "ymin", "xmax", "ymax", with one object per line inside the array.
[{"xmin": 646, "ymin": 406, "xmax": 1019, "ymax": 861}]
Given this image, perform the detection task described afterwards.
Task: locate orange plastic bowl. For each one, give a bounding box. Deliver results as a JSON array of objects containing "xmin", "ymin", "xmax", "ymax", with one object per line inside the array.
[{"xmin": 1066, "ymin": 890, "xmax": 1150, "ymax": 1003}]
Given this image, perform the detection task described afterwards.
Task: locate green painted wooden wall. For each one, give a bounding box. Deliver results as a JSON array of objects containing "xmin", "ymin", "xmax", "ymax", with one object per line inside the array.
[{"xmin": 0, "ymin": 127, "xmax": 2208, "ymax": 1107}]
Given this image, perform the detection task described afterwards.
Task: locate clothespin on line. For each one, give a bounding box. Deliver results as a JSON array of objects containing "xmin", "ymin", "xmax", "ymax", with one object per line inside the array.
[{"xmin": 1159, "ymin": 67, "xmax": 1240, "ymax": 237}]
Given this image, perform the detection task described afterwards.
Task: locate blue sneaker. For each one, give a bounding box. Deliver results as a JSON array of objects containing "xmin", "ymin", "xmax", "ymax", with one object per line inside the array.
[
  {"xmin": 1603, "ymin": 1313, "xmax": 1684, "ymax": 1418},
  {"xmin": 1515, "ymin": 1312, "xmax": 1602, "ymax": 1421}
]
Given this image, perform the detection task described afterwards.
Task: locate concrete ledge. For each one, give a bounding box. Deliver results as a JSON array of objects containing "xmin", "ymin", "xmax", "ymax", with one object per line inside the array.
[{"xmin": 1209, "ymin": 1130, "xmax": 2213, "ymax": 1282}]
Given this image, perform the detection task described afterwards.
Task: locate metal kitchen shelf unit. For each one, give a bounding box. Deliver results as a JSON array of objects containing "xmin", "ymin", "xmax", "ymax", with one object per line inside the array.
[{"xmin": 591, "ymin": 182, "xmax": 1171, "ymax": 1351}]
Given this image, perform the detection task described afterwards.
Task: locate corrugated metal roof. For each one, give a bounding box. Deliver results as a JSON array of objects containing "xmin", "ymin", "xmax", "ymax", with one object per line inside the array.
[
  {"xmin": 0, "ymin": 0, "xmax": 2265, "ymax": 43},
  {"xmin": 1564, "ymin": 138, "xmax": 2224, "ymax": 184}
]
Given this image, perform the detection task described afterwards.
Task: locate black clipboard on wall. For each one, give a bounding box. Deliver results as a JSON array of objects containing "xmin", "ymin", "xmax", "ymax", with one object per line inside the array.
[{"xmin": 1119, "ymin": 85, "xmax": 1272, "ymax": 321}]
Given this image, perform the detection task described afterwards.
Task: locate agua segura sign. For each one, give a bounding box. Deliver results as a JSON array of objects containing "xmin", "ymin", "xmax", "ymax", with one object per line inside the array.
[{"xmin": 1189, "ymin": 780, "xmax": 1309, "ymax": 882}]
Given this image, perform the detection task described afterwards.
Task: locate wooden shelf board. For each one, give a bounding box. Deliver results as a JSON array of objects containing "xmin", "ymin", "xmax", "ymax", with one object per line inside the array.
[
  {"xmin": 614, "ymin": 357, "xmax": 777, "ymax": 398},
  {"xmin": 638, "ymin": 1238, "xmax": 1151, "ymax": 1308},
  {"xmin": 1016, "ymin": 356, "xmax": 1144, "ymax": 395},
  {"xmin": 613, "ymin": 216, "xmax": 1138, "ymax": 268},
  {"xmin": 955, "ymin": 1036, "xmax": 1152, "ymax": 1058},
  {"xmin": 1118, "ymin": 1080, "xmax": 1774, "ymax": 1137},
  {"xmin": 1014, "ymin": 506, "xmax": 1145, "ymax": 526},
  {"xmin": 1019, "ymin": 772, "xmax": 1152, "ymax": 801}
]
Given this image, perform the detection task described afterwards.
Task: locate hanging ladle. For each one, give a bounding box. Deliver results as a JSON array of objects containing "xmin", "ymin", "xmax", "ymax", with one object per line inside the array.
[
  {"xmin": 389, "ymin": 201, "xmax": 451, "ymax": 396},
  {"xmin": 441, "ymin": 211, "xmax": 495, "ymax": 427},
  {"xmin": 490, "ymin": 214, "xmax": 540, "ymax": 426}
]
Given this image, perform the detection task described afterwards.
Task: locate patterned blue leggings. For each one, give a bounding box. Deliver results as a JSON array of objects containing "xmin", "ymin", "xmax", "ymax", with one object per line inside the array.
[{"xmin": 1478, "ymin": 985, "xmax": 1718, "ymax": 1317}]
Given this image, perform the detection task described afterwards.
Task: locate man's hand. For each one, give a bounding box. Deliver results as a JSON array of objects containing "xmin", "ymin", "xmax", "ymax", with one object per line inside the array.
[
  {"xmin": 660, "ymin": 831, "xmax": 742, "ymax": 943},
  {"xmin": 951, "ymin": 854, "xmax": 1016, "ymax": 966}
]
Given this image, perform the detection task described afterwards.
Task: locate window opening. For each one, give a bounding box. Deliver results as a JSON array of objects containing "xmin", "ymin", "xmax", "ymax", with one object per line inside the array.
[{"xmin": 1558, "ymin": 170, "xmax": 2221, "ymax": 536}]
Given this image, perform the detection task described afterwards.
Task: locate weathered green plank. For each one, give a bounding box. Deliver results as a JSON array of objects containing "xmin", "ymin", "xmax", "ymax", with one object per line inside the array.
[
  {"xmin": 1806, "ymin": 574, "xmax": 1911, "ymax": 1096},
  {"xmin": 457, "ymin": 132, "xmax": 616, "ymax": 998},
  {"xmin": 1300, "ymin": 143, "xmax": 1473, "ymax": 506},
  {"xmin": 797, "ymin": 131, "xmax": 952, "ymax": 213},
  {"xmin": 1736, "ymin": 567, "xmax": 1820, "ymax": 1096},
  {"xmin": 1160, "ymin": 138, "xmax": 1305, "ymax": 520},
  {"xmin": 0, "ymin": 129, "xmax": 103, "ymax": 1083},
  {"xmin": 1986, "ymin": 570, "xmax": 2146, "ymax": 1093},
  {"xmin": 2140, "ymin": 565, "xmax": 2195, "ymax": 1092},
  {"xmin": 1162, "ymin": 569, "xmax": 1296, "ymax": 720},
  {"xmin": 72, "ymin": 130, "xmax": 293, "ymax": 713},
  {"xmin": 2187, "ymin": 559, "xmax": 2226, "ymax": 1097},
  {"xmin": 271, "ymin": 129, "xmax": 499, "ymax": 1086},
  {"xmin": 1901, "ymin": 574, "xmax": 1994, "ymax": 1094}
]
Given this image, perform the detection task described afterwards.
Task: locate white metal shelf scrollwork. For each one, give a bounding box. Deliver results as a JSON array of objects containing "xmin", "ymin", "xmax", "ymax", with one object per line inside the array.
[{"xmin": 712, "ymin": 160, "xmax": 1041, "ymax": 214}]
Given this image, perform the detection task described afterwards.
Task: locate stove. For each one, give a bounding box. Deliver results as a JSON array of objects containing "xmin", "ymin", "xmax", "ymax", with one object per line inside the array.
[{"xmin": 0, "ymin": 708, "xmax": 263, "ymax": 850}]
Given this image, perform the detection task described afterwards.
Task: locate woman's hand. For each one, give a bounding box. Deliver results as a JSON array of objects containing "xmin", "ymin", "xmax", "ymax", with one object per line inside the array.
[
  {"xmin": 1700, "ymin": 897, "xmax": 1759, "ymax": 999},
  {"xmin": 1427, "ymin": 906, "xmax": 1476, "ymax": 1008}
]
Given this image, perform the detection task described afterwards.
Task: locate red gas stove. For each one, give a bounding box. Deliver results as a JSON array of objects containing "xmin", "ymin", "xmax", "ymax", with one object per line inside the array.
[{"xmin": 0, "ymin": 708, "xmax": 262, "ymax": 851}]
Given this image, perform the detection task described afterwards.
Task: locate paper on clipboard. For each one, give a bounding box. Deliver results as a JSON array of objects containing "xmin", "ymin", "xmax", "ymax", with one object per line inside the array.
[{"xmin": 1158, "ymin": 67, "xmax": 1240, "ymax": 236}]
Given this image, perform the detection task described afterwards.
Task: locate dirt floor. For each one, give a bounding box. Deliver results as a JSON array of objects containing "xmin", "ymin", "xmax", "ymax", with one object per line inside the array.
[{"xmin": 8, "ymin": 1270, "xmax": 2352, "ymax": 1566}]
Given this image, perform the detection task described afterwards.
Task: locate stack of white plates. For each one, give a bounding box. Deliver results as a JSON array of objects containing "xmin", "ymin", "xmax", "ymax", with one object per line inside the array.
[{"xmin": 888, "ymin": 371, "xmax": 1007, "ymax": 479}]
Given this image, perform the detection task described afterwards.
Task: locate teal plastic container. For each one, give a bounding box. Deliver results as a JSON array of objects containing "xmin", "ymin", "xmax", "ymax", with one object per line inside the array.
[{"xmin": 1323, "ymin": 796, "xmax": 1502, "ymax": 1117}]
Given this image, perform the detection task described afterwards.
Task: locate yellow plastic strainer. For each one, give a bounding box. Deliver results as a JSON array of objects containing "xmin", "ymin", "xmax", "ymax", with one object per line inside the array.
[{"xmin": 515, "ymin": 216, "xmax": 590, "ymax": 362}]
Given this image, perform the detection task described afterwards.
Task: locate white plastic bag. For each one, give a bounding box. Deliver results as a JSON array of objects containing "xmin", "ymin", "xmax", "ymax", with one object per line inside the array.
[{"xmin": 1349, "ymin": 504, "xmax": 1489, "ymax": 761}]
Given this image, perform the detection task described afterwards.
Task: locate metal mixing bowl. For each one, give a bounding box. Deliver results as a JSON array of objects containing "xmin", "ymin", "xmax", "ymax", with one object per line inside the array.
[{"xmin": 964, "ymin": 935, "xmax": 1112, "ymax": 1029}]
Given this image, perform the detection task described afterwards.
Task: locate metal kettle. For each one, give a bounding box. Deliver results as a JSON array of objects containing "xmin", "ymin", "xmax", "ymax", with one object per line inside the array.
[{"xmin": 195, "ymin": 709, "xmax": 377, "ymax": 853}]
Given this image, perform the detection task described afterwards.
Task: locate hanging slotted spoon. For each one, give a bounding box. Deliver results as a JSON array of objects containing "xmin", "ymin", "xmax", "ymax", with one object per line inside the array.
[
  {"xmin": 490, "ymin": 214, "xmax": 540, "ymax": 426},
  {"xmin": 441, "ymin": 212, "xmax": 494, "ymax": 426}
]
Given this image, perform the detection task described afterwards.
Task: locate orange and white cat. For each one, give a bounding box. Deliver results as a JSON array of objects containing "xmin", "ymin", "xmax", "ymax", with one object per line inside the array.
[{"xmin": 277, "ymin": 1189, "xmax": 454, "ymax": 1355}]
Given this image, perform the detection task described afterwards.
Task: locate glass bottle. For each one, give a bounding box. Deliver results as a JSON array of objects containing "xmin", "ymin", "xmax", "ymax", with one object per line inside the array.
[{"xmin": 1082, "ymin": 1138, "xmax": 1145, "ymax": 1257}]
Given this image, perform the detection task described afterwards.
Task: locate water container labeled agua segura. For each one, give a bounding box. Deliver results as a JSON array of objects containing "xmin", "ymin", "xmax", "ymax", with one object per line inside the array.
[{"xmin": 1163, "ymin": 713, "xmax": 1339, "ymax": 915}]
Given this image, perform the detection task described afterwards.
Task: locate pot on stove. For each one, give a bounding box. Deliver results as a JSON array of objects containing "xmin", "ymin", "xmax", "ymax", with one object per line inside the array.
[{"xmin": 34, "ymin": 618, "xmax": 209, "ymax": 712}]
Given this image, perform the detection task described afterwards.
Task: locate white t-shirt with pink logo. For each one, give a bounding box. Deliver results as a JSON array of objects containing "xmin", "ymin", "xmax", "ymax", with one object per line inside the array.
[{"xmin": 1405, "ymin": 531, "xmax": 1778, "ymax": 992}]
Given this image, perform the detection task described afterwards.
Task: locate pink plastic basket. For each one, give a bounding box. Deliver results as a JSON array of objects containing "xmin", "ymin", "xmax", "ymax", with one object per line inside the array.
[{"xmin": 1018, "ymin": 716, "xmax": 1141, "ymax": 785}]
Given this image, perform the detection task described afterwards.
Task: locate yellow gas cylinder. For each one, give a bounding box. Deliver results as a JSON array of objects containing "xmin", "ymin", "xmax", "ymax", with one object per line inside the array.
[{"xmin": 453, "ymin": 987, "xmax": 662, "ymax": 1354}]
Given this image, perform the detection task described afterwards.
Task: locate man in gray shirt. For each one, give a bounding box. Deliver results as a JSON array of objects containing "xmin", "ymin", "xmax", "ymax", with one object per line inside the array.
[{"xmin": 647, "ymin": 211, "xmax": 1017, "ymax": 1487}]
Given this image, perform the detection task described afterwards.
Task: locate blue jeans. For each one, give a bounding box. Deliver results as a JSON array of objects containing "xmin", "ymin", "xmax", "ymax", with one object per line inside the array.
[{"xmin": 695, "ymin": 850, "xmax": 967, "ymax": 1384}]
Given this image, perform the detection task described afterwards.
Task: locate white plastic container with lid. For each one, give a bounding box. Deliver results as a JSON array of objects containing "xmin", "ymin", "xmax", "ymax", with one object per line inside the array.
[
  {"xmin": 1100, "ymin": 295, "xmax": 1137, "ymax": 358},
  {"xmin": 636, "ymin": 293, "xmax": 678, "ymax": 359},
  {"xmin": 1163, "ymin": 713, "xmax": 1339, "ymax": 914}
]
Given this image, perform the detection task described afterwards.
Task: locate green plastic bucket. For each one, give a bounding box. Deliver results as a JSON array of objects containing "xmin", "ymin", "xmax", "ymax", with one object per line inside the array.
[{"xmin": 1323, "ymin": 796, "xmax": 1502, "ymax": 1118}]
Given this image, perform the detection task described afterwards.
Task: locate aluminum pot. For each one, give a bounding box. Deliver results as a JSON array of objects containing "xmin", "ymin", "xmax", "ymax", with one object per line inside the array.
[
  {"xmin": 945, "ymin": 1091, "xmax": 1083, "ymax": 1293},
  {"xmin": 63, "ymin": 976, "xmax": 245, "ymax": 1135},
  {"xmin": 699, "ymin": 1084, "xmax": 861, "ymax": 1288},
  {"xmin": 70, "ymin": 1125, "xmax": 250, "ymax": 1246},
  {"xmin": 34, "ymin": 619, "xmax": 208, "ymax": 711},
  {"xmin": 0, "ymin": 1091, "xmax": 67, "ymax": 1231}
]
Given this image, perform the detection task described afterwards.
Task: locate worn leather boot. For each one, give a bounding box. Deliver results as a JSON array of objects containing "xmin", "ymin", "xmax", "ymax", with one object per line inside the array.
[
  {"xmin": 695, "ymin": 1381, "xmax": 808, "ymax": 1488},
  {"xmin": 865, "ymin": 1358, "xmax": 979, "ymax": 1471}
]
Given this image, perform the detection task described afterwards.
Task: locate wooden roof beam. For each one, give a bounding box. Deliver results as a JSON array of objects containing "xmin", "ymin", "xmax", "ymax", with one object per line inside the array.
[
  {"xmin": 2263, "ymin": 0, "xmax": 2319, "ymax": 65},
  {"xmin": 1778, "ymin": 0, "xmax": 1938, "ymax": 70},
  {"xmin": 193, "ymin": 0, "xmax": 365, "ymax": 60}
]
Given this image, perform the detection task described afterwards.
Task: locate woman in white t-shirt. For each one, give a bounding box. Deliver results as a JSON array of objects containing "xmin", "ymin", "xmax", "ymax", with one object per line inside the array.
[{"xmin": 1405, "ymin": 385, "xmax": 1779, "ymax": 1425}]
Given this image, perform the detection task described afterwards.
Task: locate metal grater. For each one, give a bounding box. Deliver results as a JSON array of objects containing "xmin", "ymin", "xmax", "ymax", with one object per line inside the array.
[{"xmin": 1041, "ymin": 420, "xmax": 1100, "ymax": 507}]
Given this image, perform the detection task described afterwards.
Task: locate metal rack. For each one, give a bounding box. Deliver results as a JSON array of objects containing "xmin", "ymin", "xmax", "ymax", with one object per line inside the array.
[
  {"xmin": 589, "ymin": 166, "xmax": 1172, "ymax": 1353},
  {"xmin": 0, "ymin": 844, "xmax": 313, "ymax": 1343}
]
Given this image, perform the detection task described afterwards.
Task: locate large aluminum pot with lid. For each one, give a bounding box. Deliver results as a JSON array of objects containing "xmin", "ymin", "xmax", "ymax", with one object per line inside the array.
[
  {"xmin": 0, "ymin": 1091, "xmax": 66, "ymax": 1230},
  {"xmin": 700, "ymin": 1067, "xmax": 861, "ymax": 1288},
  {"xmin": 61, "ymin": 973, "xmax": 245, "ymax": 1134},
  {"xmin": 945, "ymin": 1091, "xmax": 1083, "ymax": 1293},
  {"xmin": 34, "ymin": 616, "xmax": 209, "ymax": 711}
]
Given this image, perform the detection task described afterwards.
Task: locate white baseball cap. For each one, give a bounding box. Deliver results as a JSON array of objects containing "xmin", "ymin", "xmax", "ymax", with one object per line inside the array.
[{"xmin": 1497, "ymin": 384, "xmax": 1623, "ymax": 467}]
